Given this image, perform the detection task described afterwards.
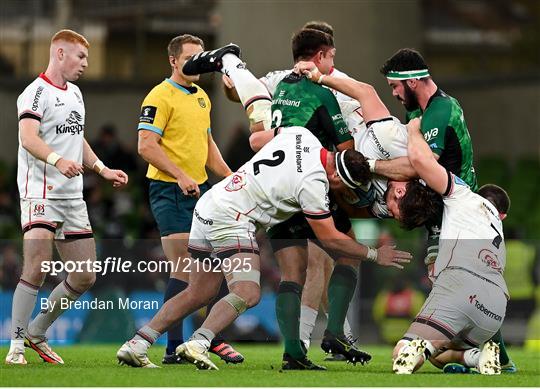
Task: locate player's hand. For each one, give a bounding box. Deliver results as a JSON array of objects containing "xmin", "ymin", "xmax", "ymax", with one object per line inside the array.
[
  {"xmin": 294, "ymin": 61, "xmax": 322, "ymax": 82},
  {"xmin": 55, "ymin": 158, "xmax": 84, "ymax": 178},
  {"xmin": 177, "ymin": 175, "xmax": 200, "ymax": 198},
  {"xmin": 375, "ymin": 245, "xmax": 412, "ymax": 269},
  {"xmin": 406, "ymin": 117, "xmax": 421, "ymax": 133},
  {"xmin": 222, "ymin": 75, "xmax": 235, "ymax": 89},
  {"xmin": 101, "ymin": 168, "xmax": 129, "ymax": 188}
]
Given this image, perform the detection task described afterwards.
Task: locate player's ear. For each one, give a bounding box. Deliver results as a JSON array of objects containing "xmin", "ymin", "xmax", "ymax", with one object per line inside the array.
[
  {"xmin": 395, "ymin": 183, "xmax": 407, "ymax": 199},
  {"xmin": 169, "ymin": 56, "xmax": 176, "ymax": 68},
  {"xmin": 406, "ymin": 79, "xmax": 417, "ymax": 89},
  {"xmin": 499, "ymin": 213, "xmax": 507, "ymax": 221}
]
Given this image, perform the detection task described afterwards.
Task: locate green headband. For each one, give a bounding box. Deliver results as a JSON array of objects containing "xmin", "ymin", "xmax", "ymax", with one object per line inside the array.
[{"xmin": 386, "ymin": 69, "xmax": 430, "ymax": 80}]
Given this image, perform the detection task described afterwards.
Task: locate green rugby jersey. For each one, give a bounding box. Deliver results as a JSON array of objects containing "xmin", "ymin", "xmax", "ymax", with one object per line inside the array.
[
  {"xmin": 407, "ymin": 89, "xmax": 478, "ymax": 191},
  {"xmin": 271, "ymin": 73, "xmax": 351, "ymax": 149}
]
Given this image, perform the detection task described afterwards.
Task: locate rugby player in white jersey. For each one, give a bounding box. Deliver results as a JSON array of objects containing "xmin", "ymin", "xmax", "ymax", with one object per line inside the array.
[
  {"xmin": 117, "ymin": 126, "xmax": 413, "ymax": 370},
  {"xmin": 295, "ymin": 63, "xmax": 510, "ymax": 375},
  {"xmin": 6, "ymin": 30, "xmax": 128, "ymax": 365},
  {"xmin": 386, "ymin": 119, "xmax": 510, "ymax": 375},
  {"xmin": 187, "ymin": 22, "xmax": 368, "ymax": 359}
]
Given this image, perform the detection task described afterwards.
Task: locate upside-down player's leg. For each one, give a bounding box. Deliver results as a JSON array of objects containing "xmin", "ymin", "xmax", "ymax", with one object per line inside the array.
[{"xmin": 182, "ymin": 43, "xmax": 272, "ymax": 132}]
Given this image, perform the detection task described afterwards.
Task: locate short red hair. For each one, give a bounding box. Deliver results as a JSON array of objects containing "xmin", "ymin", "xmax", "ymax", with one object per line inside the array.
[{"xmin": 51, "ymin": 29, "xmax": 90, "ymax": 48}]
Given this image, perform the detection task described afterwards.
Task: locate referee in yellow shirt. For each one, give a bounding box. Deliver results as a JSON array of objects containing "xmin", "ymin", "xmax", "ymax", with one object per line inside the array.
[{"xmin": 137, "ymin": 34, "xmax": 243, "ymax": 364}]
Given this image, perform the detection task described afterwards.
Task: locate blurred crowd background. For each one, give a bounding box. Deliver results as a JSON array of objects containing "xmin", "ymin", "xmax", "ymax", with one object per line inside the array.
[{"xmin": 0, "ymin": 0, "xmax": 539, "ymax": 347}]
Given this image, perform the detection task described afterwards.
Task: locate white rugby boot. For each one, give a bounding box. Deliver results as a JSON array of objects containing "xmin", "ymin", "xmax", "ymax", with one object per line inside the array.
[
  {"xmin": 478, "ymin": 341, "xmax": 501, "ymax": 375},
  {"xmin": 116, "ymin": 340, "xmax": 159, "ymax": 368},
  {"xmin": 393, "ymin": 339, "xmax": 426, "ymax": 374},
  {"xmin": 176, "ymin": 340, "xmax": 218, "ymax": 370}
]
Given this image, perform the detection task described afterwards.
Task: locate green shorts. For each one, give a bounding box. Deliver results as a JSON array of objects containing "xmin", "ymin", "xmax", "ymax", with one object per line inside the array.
[{"xmin": 149, "ymin": 179, "xmax": 211, "ymax": 237}]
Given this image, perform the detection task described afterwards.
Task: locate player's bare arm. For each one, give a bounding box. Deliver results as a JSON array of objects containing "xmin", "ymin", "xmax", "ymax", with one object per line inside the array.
[
  {"xmin": 249, "ymin": 129, "xmax": 275, "ymax": 152},
  {"xmin": 206, "ymin": 133, "xmax": 232, "ymax": 178},
  {"xmin": 19, "ymin": 117, "xmax": 84, "ymax": 178},
  {"xmin": 407, "ymin": 118, "xmax": 447, "ymax": 194},
  {"xmin": 306, "ymin": 216, "xmax": 411, "ymax": 269},
  {"xmin": 82, "ymin": 139, "xmax": 128, "ymax": 187},
  {"xmin": 294, "ymin": 61, "xmax": 390, "ymax": 123},
  {"xmin": 374, "ymin": 157, "xmax": 417, "ymax": 181},
  {"xmin": 138, "ymin": 129, "xmax": 200, "ymax": 197}
]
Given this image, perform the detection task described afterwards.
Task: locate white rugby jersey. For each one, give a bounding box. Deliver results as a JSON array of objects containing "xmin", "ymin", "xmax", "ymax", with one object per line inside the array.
[
  {"xmin": 260, "ymin": 67, "xmax": 365, "ymax": 136},
  {"xmin": 435, "ymin": 173, "xmax": 508, "ymax": 296},
  {"xmin": 17, "ymin": 74, "xmax": 85, "ymax": 199},
  {"xmin": 356, "ymin": 117, "xmax": 408, "ymax": 218},
  {"xmin": 210, "ymin": 127, "xmax": 331, "ymax": 228}
]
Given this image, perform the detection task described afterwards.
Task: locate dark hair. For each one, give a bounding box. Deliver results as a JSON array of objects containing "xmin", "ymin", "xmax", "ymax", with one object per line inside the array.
[
  {"xmin": 478, "ymin": 184, "xmax": 511, "ymax": 214},
  {"xmin": 302, "ymin": 21, "xmax": 334, "ymax": 37},
  {"xmin": 168, "ymin": 34, "xmax": 204, "ymax": 58},
  {"xmin": 291, "ymin": 28, "xmax": 334, "ymax": 62},
  {"xmin": 379, "ymin": 48, "xmax": 429, "ymax": 76},
  {"xmin": 343, "ymin": 150, "xmax": 371, "ymax": 186},
  {"xmin": 399, "ymin": 181, "xmax": 443, "ymax": 230}
]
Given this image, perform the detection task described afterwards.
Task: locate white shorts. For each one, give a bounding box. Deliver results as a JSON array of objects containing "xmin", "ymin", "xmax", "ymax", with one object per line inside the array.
[
  {"xmin": 187, "ymin": 192, "xmax": 258, "ymax": 259},
  {"xmin": 409, "ymin": 267, "xmax": 507, "ymax": 349},
  {"xmin": 20, "ymin": 198, "xmax": 93, "ymax": 240}
]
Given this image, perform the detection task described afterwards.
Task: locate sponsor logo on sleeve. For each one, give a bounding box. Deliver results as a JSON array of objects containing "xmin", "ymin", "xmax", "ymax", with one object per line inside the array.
[
  {"xmin": 32, "ymin": 86, "xmax": 44, "ymax": 111},
  {"xmin": 139, "ymin": 106, "xmax": 157, "ymax": 124},
  {"xmin": 197, "ymin": 98, "xmax": 206, "ymax": 108}
]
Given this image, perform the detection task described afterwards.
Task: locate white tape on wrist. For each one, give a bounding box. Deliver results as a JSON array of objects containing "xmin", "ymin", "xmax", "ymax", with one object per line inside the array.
[
  {"xmin": 366, "ymin": 247, "xmax": 378, "ymax": 262},
  {"xmin": 317, "ymin": 74, "xmax": 325, "ymax": 84},
  {"xmin": 367, "ymin": 159, "xmax": 376, "ymax": 173},
  {"xmin": 93, "ymin": 160, "xmax": 106, "ymax": 174},
  {"xmin": 46, "ymin": 152, "xmax": 62, "ymax": 166}
]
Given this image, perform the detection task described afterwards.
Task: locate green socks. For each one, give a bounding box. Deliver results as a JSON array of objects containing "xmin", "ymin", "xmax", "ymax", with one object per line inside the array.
[
  {"xmin": 491, "ymin": 329, "xmax": 510, "ymax": 365},
  {"xmin": 276, "ymin": 281, "xmax": 304, "ymax": 359},
  {"xmin": 326, "ymin": 265, "xmax": 358, "ymax": 336}
]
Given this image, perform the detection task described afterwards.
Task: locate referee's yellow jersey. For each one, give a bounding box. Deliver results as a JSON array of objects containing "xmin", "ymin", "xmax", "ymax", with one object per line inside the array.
[{"xmin": 138, "ymin": 78, "xmax": 211, "ymax": 184}]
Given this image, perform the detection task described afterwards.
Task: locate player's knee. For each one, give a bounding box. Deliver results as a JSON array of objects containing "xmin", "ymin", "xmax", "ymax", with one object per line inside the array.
[
  {"xmin": 229, "ymin": 283, "xmax": 260, "ymax": 310},
  {"xmin": 70, "ymin": 272, "xmax": 96, "ymax": 291},
  {"xmin": 246, "ymin": 100, "xmax": 271, "ymax": 131}
]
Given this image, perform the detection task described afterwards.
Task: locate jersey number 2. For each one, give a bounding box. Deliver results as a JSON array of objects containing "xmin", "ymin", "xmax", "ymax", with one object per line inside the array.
[{"xmin": 253, "ymin": 150, "xmax": 285, "ymax": 175}]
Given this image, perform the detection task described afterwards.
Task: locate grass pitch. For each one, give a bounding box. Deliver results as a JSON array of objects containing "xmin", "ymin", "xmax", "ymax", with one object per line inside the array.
[{"xmin": 1, "ymin": 344, "xmax": 538, "ymax": 386}]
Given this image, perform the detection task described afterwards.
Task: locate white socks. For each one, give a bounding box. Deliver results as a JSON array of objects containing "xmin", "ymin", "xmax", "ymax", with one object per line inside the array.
[
  {"xmin": 28, "ymin": 280, "xmax": 81, "ymax": 339},
  {"xmin": 299, "ymin": 305, "xmax": 318, "ymax": 349},
  {"xmin": 463, "ymin": 348, "xmax": 481, "ymax": 367},
  {"xmin": 221, "ymin": 53, "xmax": 272, "ymax": 129},
  {"xmin": 10, "ymin": 280, "xmax": 39, "ymax": 346}
]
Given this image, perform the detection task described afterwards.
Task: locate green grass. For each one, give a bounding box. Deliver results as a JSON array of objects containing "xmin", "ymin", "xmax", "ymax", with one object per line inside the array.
[{"xmin": 1, "ymin": 344, "xmax": 539, "ymax": 386}]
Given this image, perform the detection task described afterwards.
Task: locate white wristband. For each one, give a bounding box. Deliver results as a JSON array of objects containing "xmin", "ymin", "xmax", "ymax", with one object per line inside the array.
[
  {"xmin": 93, "ymin": 160, "xmax": 106, "ymax": 174},
  {"xmin": 366, "ymin": 247, "xmax": 378, "ymax": 262},
  {"xmin": 46, "ymin": 152, "xmax": 62, "ymax": 166},
  {"xmin": 317, "ymin": 74, "xmax": 325, "ymax": 84},
  {"xmin": 367, "ymin": 159, "xmax": 376, "ymax": 173}
]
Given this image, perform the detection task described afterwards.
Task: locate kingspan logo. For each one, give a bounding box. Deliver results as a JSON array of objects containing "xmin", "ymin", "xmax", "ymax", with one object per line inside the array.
[{"xmin": 56, "ymin": 111, "xmax": 84, "ymax": 135}]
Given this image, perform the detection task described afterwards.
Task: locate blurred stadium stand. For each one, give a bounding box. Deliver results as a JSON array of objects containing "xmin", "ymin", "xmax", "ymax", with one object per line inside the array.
[{"xmin": 0, "ymin": 0, "xmax": 538, "ymax": 345}]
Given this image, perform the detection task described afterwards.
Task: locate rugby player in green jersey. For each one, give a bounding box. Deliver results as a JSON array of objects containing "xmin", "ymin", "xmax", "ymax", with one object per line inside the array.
[
  {"xmin": 378, "ymin": 48, "xmax": 514, "ymax": 373},
  {"xmin": 183, "ymin": 29, "xmax": 374, "ymax": 369}
]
